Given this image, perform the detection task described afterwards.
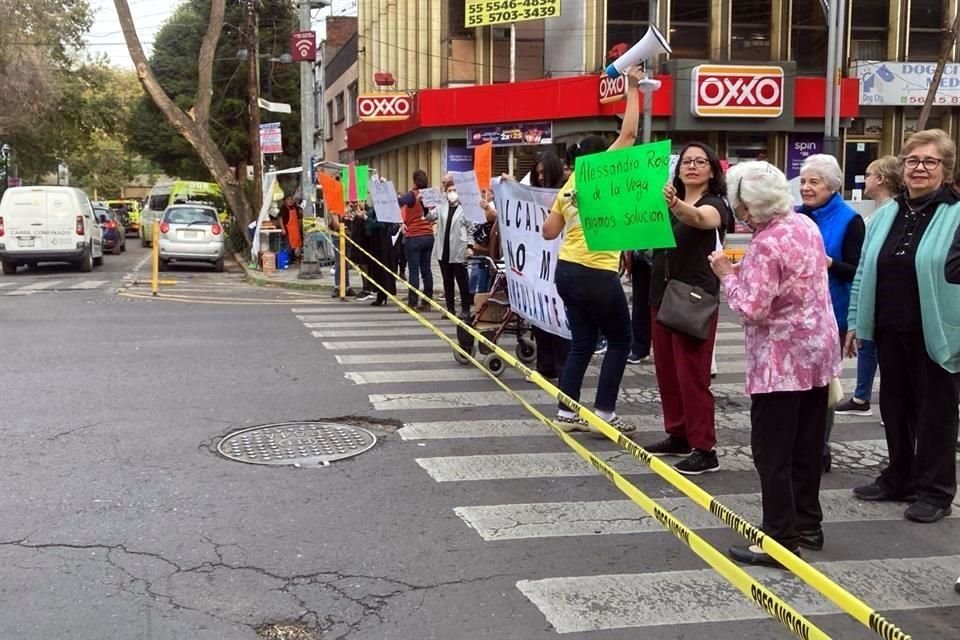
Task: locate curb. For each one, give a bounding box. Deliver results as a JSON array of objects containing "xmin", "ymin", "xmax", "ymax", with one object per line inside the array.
[{"xmin": 232, "ymin": 252, "xmax": 334, "ymax": 292}]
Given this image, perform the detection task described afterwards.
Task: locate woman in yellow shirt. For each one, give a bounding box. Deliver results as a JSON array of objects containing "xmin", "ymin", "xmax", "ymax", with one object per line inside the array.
[{"xmin": 542, "ymin": 65, "xmax": 644, "ymax": 433}]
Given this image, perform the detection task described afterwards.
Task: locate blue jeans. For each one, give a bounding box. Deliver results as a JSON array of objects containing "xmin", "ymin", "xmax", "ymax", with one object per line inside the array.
[
  {"xmin": 554, "ymin": 260, "xmax": 631, "ymax": 413},
  {"xmin": 854, "ymin": 339, "xmax": 878, "ymax": 402},
  {"xmin": 469, "ymin": 257, "xmax": 491, "ymax": 294},
  {"xmin": 404, "ymin": 234, "xmax": 435, "ymax": 305}
]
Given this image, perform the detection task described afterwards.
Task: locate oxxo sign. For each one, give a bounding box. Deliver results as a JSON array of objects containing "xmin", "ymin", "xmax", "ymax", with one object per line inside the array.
[
  {"xmin": 599, "ymin": 74, "xmax": 627, "ymax": 104},
  {"xmin": 357, "ymin": 93, "xmax": 413, "ymax": 122},
  {"xmin": 691, "ymin": 65, "xmax": 784, "ymax": 118}
]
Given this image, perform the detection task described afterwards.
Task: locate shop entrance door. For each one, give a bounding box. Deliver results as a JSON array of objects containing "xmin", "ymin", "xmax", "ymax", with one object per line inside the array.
[{"xmin": 844, "ymin": 140, "xmax": 879, "ymax": 196}]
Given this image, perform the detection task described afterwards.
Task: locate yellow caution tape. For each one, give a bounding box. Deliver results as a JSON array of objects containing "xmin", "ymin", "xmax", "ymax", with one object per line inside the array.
[{"xmin": 336, "ymin": 233, "xmax": 912, "ymax": 640}]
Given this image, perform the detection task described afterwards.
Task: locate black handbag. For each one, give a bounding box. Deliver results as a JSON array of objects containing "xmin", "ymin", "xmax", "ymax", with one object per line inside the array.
[{"xmin": 655, "ymin": 230, "xmax": 720, "ymax": 341}]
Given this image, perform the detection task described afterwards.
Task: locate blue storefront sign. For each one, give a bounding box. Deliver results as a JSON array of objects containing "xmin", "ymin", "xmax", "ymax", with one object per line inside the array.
[
  {"xmin": 446, "ymin": 142, "xmax": 474, "ymax": 172},
  {"xmin": 786, "ymin": 133, "xmax": 823, "ymax": 179}
]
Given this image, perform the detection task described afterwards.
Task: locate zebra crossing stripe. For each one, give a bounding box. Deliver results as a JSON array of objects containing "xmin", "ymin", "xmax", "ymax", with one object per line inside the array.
[
  {"xmin": 291, "ymin": 305, "xmax": 407, "ymax": 314},
  {"xmin": 68, "ymin": 280, "xmax": 108, "ymax": 289},
  {"xmin": 400, "ymin": 416, "xmax": 671, "ymax": 440},
  {"xmin": 415, "ymin": 450, "xmax": 757, "ymax": 482},
  {"xmin": 517, "ymin": 555, "xmax": 960, "ymax": 633},
  {"xmin": 19, "ymin": 280, "xmax": 63, "ymax": 290},
  {"xmin": 346, "ymin": 368, "xmax": 500, "ymax": 384},
  {"xmin": 318, "ymin": 337, "xmax": 449, "ymax": 350},
  {"xmin": 454, "ymin": 489, "xmax": 960, "ymax": 541},
  {"xmin": 336, "ymin": 352, "xmax": 455, "ymax": 364},
  {"xmin": 0, "ymin": 282, "xmax": 15, "ymax": 289},
  {"xmin": 370, "ymin": 387, "xmax": 600, "ymax": 410},
  {"xmin": 313, "ymin": 327, "xmax": 458, "ymax": 338},
  {"xmin": 297, "ymin": 318, "xmax": 427, "ymax": 327}
]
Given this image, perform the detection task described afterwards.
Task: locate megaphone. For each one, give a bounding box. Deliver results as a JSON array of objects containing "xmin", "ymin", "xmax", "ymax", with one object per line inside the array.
[{"xmin": 604, "ymin": 25, "xmax": 671, "ymax": 78}]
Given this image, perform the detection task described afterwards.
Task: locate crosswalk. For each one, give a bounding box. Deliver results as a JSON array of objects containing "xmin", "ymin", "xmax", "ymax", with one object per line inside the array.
[
  {"xmin": 289, "ymin": 299, "xmax": 960, "ymax": 638},
  {"xmin": 0, "ymin": 279, "xmax": 111, "ymax": 296}
]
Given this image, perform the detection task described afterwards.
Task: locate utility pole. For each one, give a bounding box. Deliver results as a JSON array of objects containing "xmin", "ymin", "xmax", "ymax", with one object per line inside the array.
[
  {"xmin": 917, "ymin": 9, "xmax": 960, "ymax": 131},
  {"xmin": 823, "ymin": 0, "xmax": 841, "ymax": 157},
  {"xmin": 641, "ymin": 0, "xmax": 659, "ymax": 143},
  {"xmin": 299, "ymin": 1, "xmax": 317, "ymax": 219},
  {"xmin": 246, "ymin": 0, "xmax": 263, "ymax": 212}
]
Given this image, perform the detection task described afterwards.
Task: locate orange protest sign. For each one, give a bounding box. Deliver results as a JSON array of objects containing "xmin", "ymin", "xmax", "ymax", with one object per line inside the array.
[
  {"xmin": 474, "ymin": 141, "xmax": 492, "ymax": 190},
  {"xmin": 318, "ymin": 172, "xmax": 345, "ymax": 215}
]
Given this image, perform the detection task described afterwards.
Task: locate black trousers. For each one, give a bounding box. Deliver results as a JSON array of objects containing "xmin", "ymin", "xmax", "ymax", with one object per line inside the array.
[
  {"xmin": 875, "ymin": 330, "xmax": 960, "ymax": 507},
  {"xmin": 369, "ymin": 250, "xmax": 396, "ymax": 303},
  {"xmin": 750, "ymin": 386, "xmax": 829, "ymax": 549},
  {"xmin": 439, "ymin": 261, "xmax": 471, "ymax": 314},
  {"xmin": 630, "ymin": 257, "xmax": 652, "ymax": 358},
  {"xmin": 533, "ymin": 327, "xmax": 570, "ymax": 378}
]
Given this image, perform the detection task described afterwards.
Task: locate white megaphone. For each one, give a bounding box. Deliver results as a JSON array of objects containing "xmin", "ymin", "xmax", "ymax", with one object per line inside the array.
[{"xmin": 604, "ymin": 25, "xmax": 672, "ymax": 78}]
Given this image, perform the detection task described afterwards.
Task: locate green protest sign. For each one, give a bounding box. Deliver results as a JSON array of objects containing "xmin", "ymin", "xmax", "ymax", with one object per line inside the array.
[
  {"xmin": 341, "ymin": 164, "xmax": 369, "ymax": 202},
  {"xmin": 575, "ymin": 139, "xmax": 676, "ymax": 251}
]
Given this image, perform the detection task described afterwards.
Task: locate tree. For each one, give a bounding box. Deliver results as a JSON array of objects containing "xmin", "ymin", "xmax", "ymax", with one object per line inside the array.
[{"xmin": 114, "ymin": 0, "xmax": 258, "ymax": 236}]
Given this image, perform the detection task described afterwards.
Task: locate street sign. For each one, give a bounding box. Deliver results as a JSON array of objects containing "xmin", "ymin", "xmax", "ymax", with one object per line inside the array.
[
  {"xmin": 7, "ymin": 177, "xmax": 21, "ymax": 187},
  {"xmin": 290, "ymin": 30, "xmax": 316, "ymax": 62},
  {"xmin": 691, "ymin": 65, "xmax": 784, "ymax": 118},
  {"xmin": 260, "ymin": 122, "xmax": 283, "ymax": 154},
  {"xmin": 357, "ymin": 94, "xmax": 413, "ymax": 121}
]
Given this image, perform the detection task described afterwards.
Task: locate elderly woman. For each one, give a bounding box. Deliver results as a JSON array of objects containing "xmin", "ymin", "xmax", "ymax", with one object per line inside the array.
[
  {"xmin": 708, "ymin": 161, "xmax": 841, "ymax": 567},
  {"xmin": 835, "ymin": 155, "xmax": 902, "ymax": 417},
  {"xmin": 846, "ymin": 129, "xmax": 960, "ymax": 524},
  {"xmin": 798, "ymin": 154, "xmax": 865, "ymax": 472}
]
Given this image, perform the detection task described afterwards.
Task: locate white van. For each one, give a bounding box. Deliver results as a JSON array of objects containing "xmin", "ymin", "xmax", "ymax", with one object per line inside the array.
[{"xmin": 0, "ymin": 186, "xmax": 104, "ymax": 274}]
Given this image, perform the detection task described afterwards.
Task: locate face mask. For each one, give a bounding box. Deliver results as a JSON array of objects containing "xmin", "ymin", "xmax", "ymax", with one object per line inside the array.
[{"xmin": 447, "ymin": 191, "xmax": 459, "ymax": 203}]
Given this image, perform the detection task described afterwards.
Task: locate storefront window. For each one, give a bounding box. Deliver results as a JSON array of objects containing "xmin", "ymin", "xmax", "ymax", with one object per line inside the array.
[
  {"xmin": 850, "ymin": 0, "xmax": 888, "ymax": 62},
  {"xmin": 671, "ymin": 0, "xmax": 710, "ymax": 59},
  {"xmin": 607, "ymin": 0, "xmax": 650, "ymax": 55},
  {"xmin": 731, "ymin": 1, "xmax": 771, "ymax": 60},
  {"xmin": 909, "ymin": 0, "xmax": 946, "ymax": 61},
  {"xmin": 791, "ymin": 0, "xmax": 828, "ymax": 74},
  {"xmin": 726, "ymin": 133, "xmax": 769, "ymax": 165}
]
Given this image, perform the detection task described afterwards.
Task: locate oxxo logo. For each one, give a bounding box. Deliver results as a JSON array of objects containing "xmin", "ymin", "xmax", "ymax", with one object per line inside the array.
[
  {"xmin": 599, "ymin": 74, "xmax": 626, "ymax": 104},
  {"xmin": 691, "ymin": 65, "xmax": 784, "ymax": 118},
  {"xmin": 357, "ymin": 94, "xmax": 413, "ymax": 122}
]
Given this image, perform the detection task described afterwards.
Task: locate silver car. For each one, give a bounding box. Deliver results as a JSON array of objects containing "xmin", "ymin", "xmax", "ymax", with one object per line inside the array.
[{"xmin": 158, "ymin": 204, "xmax": 225, "ymax": 272}]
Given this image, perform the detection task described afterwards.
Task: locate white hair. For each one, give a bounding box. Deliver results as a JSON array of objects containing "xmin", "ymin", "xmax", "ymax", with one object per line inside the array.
[
  {"xmin": 726, "ymin": 161, "xmax": 794, "ymax": 223},
  {"xmin": 799, "ymin": 153, "xmax": 843, "ymax": 192}
]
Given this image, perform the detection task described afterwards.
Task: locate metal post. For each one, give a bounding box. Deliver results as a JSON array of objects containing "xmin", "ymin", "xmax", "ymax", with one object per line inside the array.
[
  {"xmin": 299, "ymin": 1, "xmax": 315, "ymax": 219},
  {"xmin": 338, "ymin": 221, "xmax": 346, "ymax": 298},
  {"xmin": 832, "ymin": 0, "xmax": 845, "ymax": 143},
  {"xmin": 823, "ymin": 0, "xmax": 840, "ymax": 157},
  {"xmin": 151, "ymin": 219, "xmax": 160, "ymax": 296},
  {"xmin": 642, "ymin": 0, "xmax": 659, "ymax": 143},
  {"xmin": 509, "ymin": 24, "xmax": 516, "ymax": 82}
]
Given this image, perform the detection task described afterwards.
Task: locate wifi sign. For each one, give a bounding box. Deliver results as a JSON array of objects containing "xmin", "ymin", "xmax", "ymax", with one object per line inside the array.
[{"xmin": 290, "ymin": 30, "xmax": 316, "ymax": 62}]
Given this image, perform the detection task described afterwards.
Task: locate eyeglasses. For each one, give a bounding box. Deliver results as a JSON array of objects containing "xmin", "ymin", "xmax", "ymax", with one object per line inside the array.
[
  {"xmin": 902, "ymin": 157, "xmax": 943, "ymax": 170},
  {"xmin": 680, "ymin": 158, "xmax": 710, "ymax": 168}
]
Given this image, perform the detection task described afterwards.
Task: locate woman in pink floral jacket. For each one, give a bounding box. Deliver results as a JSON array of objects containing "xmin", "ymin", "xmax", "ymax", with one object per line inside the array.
[{"xmin": 708, "ymin": 161, "xmax": 841, "ymax": 568}]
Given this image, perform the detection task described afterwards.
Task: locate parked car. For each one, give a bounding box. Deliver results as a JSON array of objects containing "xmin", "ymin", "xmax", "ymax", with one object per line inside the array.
[
  {"xmin": 0, "ymin": 186, "xmax": 103, "ymax": 274},
  {"xmin": 94, "ymin": 206, "xmax": 126, "ymax": 254},
  {"xmin": 142, "ymin": 181, "xmax": 227, "ymax": 247},
  {"xmin": 158, "ymin": 204, "xmax": 225, "ymax": 272}
]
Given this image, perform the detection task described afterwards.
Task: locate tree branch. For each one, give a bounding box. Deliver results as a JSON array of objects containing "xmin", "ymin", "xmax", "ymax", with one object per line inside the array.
[{"xmin": 194, "ymin": 0, "xmax": 225, "ymax": 128}]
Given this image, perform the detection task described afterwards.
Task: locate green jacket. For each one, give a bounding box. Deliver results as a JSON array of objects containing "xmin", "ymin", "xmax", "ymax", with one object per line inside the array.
[{"xmin": 848, "ymin": 199, "xmax": 960, "ymax": 373}]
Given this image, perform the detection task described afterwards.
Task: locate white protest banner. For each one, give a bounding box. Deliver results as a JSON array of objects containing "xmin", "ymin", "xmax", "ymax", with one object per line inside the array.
[
  {"xmin": 419, "ymin": 187, "xmax": 443, "ymax": 208},
  {"xmin": 450, "ymin": 170, "xmax": 487, "ymax": 224},
  {"xmin": 368, "ymin": 177, "xmax": 403, "ymax": 223},
  {"xmin": 492, "ymin": 180, "xmax": 571, "ymax": 339}
]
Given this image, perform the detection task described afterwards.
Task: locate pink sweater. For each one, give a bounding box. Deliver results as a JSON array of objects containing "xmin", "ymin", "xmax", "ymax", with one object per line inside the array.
[{"xmin": 721, "ymin": 213, "xmax": 841, "ymax": 395}]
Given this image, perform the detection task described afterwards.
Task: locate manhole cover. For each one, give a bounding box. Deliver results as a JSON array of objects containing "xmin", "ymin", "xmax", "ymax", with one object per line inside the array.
[{"xmin": 218, "ymin": 421, "xmax": 376, "ymax": 467}]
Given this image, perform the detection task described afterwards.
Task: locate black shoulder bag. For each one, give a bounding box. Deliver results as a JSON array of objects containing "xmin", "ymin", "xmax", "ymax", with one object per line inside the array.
[{"xmin": 655, "ymin": 230, "xmax": 720, "ymax": 341}]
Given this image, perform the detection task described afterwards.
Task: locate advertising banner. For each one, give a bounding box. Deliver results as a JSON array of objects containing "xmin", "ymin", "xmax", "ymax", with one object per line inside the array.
[
  {"xmin": 259, "ymin": 122, "xmax": 283, "ymax": 154},
  {"xmin": 492, "ymin": 180, "xmax": 570, "ymax": 338},
  {"xmin": 466, "ymin": 121, "xmax": 552, "ymax": 148},
  {"xmin": 854, "ymin": 61, "xmax": 960, "ymax": 106},
  {"xmin": 786, "ymin": 133, "xmax": 823, "ymax": 179},
  {"xmin": 465, "ymin": 0, "xmax": 560, "ymax": 28}
]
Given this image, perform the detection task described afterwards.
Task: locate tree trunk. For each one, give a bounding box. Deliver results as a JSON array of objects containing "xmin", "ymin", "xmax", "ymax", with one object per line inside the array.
[{"xmin": 113, "ymin": 0, "xmax": 255, "ymax": 245}]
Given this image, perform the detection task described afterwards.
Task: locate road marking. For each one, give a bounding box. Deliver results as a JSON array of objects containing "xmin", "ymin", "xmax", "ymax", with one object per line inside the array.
[
  {"xmin": 0, "ymin": 282, "xmax": 15, "ymax": 289},
  {"xmin": 291, "ymin": 305, "xmax": 421, "ymax": 314},
  {"xmin": 19, "ymin": 280, "xmax": 63, "ymax": 290},
  {"xmin": 370, "ymin": 387, "xmax": 599, "ymax": 410},
  {"xmin": 298, "ymin": 318, "xmax": 427, "ymax": 327},
  {"xmin": 336, "ymin": 352, "xmax": 456, "ymax": 364},
  {"xmin": 454, "ymin": 489, "xmax": 960, "ymax": 541},
  {"xmin": 516, "ymin": 555, "xmax": 960, "ymax": 633},
  {"xmin": 399, "ymin": 416, "xmax": 668, "ymax": 440},
  {"xmin": 318, "ymin": 338, "xmax": 454, "ymax": 350},
  {"xmin": 346, "ymin": 368, "xmax": 499, "ymax": 384},
  {"xmin": 68, "ymin": 280, "xmax": 108, "ymax": 290},
  {"xmin": 415, "ymin": 450, "xmax": 757, "ymax": 482},
  {"xmin": 313, "ymin": 327, "xmax": 458, "ymax": 338}
]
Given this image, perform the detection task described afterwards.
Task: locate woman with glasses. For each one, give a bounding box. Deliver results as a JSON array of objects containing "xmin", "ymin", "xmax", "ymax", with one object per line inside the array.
[
  {"xmin": 708, "ymin": 161, "xmax": 840, "ymax": 566},
  {"xmin": 847, "ymin": 129, "xmax": 960, "ymax": 524},
  {"xmin": 798, "ymin": 154, "xmax": 866, "ymax": 473},
  {"xmin": 835, "ymin": 156, "xmax": 902, "ymax": 418},
  {"xmin": 638, "ymin": 143, "xmax": 732, "ymax": 476}
]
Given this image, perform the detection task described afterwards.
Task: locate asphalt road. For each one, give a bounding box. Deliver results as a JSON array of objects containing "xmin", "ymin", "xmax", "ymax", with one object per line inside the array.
[{"xmin": 0, "ymin": 244, "xmax": 957, "ymax": 640}]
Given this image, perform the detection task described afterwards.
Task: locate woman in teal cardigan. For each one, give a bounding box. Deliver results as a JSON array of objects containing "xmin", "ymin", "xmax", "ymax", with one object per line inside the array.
[{"xmin": 845, "ymin": 129, "xmax": 960, "ymax": 524}]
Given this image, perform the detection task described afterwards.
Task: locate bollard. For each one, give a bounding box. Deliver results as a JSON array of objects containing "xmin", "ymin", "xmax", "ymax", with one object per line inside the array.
[
  {"xmin": 338, "ymin": 222, "xmax": 346, "ymax": 299},
  {"xmin": 151, "ymin": 219, "xmax": 160, "ymax": 296}
]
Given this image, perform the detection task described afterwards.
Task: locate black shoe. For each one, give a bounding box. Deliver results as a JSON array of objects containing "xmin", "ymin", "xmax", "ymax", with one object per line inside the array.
[
  {"xmin": 728, "ymin": 544, "xmax": 800, "ymax": 569},
  {"xmin": 675, "ymin": 449, "xmax": 720, "ymax": 476},
  {"xmin": 639, "ymin": 435, "xmax": 692, "ymax": 457},
  {"xmin": 835, "ymin": 397, "xmax": 873, "ymax": 416},
  {"xmin": 797, "ymin": 529, "xmax": 824, "ymax": 551},
  {"xmin": 954, "ymin": 576, "xmax": 960, "ymax": 594},
  {"xmin": 904, "ymin": 502, "xmax": 952, "ymax": 523},
  {"xmin": 370, "ymin": 299, "xmax": 386, "ymax": 306},
  {"xmin": 853, "ymin": 483, "xmax": 916, "ymax": 502},
  {"xmin": 626, "ymin": 353, "xmax": 650, "ymax": 365},
  {"xmin": 822, "ymin": 450, "xmax": 832, "ymax": 474}
]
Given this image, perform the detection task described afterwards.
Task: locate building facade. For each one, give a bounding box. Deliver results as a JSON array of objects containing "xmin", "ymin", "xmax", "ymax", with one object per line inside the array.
[{"xmin": 338, "ymin": 0, "xmax": 960, "ymax": 192}]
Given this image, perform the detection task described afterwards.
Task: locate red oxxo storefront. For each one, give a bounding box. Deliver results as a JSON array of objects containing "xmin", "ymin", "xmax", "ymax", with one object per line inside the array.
[{"xmin": 346, "ymin": 61, "xmax": 859, "ymax": 181}]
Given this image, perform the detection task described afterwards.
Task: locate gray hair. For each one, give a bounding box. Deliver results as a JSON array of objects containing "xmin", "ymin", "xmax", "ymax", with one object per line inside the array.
[
  {"xmin": 726, "ymin": 161, "xmax": 794, "ymax": 224},
  {"xmin": 799, "ymin": 154, "xmax": 843, "ymax": 192}
]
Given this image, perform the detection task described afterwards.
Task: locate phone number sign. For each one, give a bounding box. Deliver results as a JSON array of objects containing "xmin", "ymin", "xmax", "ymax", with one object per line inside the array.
[{"xmin": 466, "ymin": 0, "xmax": 560, "ymax": 28}]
